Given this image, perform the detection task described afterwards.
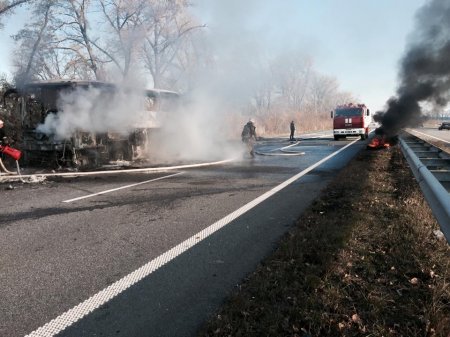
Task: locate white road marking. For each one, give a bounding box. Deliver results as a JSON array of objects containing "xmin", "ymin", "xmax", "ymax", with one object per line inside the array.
[
  {"xmin": 25, "ymin": 138, "xmax": 359, "ymax": 337},
  {"xmin": 408, "ymin": 129, "xmax": 450, "ymax": 144},
  {"xmin": 62, "ymin": 172, "xmax": 184, "ymax": 203}
]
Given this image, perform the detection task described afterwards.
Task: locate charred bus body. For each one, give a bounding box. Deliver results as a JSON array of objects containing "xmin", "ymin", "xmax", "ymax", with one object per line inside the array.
[{"xmin": 2, "ymin": 80, "xmax": 179, "ymax": 169}]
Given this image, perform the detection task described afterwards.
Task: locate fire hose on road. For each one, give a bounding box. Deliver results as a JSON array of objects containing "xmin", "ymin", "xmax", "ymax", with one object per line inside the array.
[
  {"xmin": 0, "ymin": 144, "xmax": 22, "ymax": 175},
  {"xmin": 255, "ymin": 141, "xmax": 306, "ymax": 156}
]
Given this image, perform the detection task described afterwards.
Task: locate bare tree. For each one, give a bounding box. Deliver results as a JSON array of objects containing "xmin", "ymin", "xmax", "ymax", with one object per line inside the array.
[
  {"xmin": 140, "ymin": 0, "xmax": 205, "ymax": 88},
  {"xmin": 307, "ymin": 72, "xmax": 340, "ymax": 114},
  {"xmin": 0, "ymin": 0, "xmax": 33, "ymax": 16},
  {"xmin": 11, "ymin": 1, "xmax": 55, "ymax": 84},
  {"xmin": 0, "ymin": 0, "xmax": 38, "ymax": 31},
  {"xmin": 6, "ymin": 0, "xmax": 205, "ymax": 86},
  {"xmin": 245, "ymin": 50, "xmax": 355, "ymax": 134},
  {"xmin": 94, "ymin": 0, "xmax": 149, "ymax": 79},
  {"xmin": 252, "ymin": 60, "xmax": 276, "ymax": 118},
  {"xmin": 275, "ymin": 52, "xmax": 313, "ymax": 111},
  {"xmin": 162, "ymin": 26, "xmax": 208, "ymax": 91},
  {"xmin": 51, "ymin": 0, "xmax": 104, "ymax": 80}
]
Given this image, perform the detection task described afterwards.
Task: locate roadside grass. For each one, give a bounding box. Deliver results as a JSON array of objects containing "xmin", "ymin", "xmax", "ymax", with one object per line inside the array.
[{"xmin": 197, "ymin": 145, "xmax": 450, "ymax": 337}]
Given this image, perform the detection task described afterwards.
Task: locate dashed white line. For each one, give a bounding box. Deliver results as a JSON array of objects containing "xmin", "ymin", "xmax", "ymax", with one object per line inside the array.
[
  {"xmin": 25, "ymin": 138, "xmax": 359, "ymax": 337},
  {"xmin": 62, "ymin": 172, "xmax": 184, "ymax": 203}
]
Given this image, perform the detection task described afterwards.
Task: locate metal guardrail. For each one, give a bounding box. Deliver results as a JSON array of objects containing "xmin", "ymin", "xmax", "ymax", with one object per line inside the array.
[{"xmin": 399, "ymin": 133, "xmax": 450, "ymax": 243}]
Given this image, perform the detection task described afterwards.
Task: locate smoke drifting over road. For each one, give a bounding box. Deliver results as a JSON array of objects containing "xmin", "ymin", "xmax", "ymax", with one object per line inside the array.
[
  {"xmin": 35, "ymin": 0, "xmax": 272, "ymax": 163},
  {"xmin": 374, "ymin": 0, "xmax": 450, "ymax": 136},
  {"xmin": 32, "ymin": 0, "xmax": 313, "ymax": 164},
  {"xmin": 37, "ymin": 85, "xmax": 148, "ymax": 139}
]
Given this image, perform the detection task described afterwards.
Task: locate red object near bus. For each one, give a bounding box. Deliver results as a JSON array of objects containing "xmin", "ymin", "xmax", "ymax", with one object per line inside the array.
[{"xmin": 0, "ymin": 145, "xmax": 22, "ymax": 161}]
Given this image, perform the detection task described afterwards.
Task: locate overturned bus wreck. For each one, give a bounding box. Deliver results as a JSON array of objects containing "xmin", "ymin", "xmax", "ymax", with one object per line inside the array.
[{"xmin": 2, "ymin": 80, "xmax": 180, "ymax": 169}]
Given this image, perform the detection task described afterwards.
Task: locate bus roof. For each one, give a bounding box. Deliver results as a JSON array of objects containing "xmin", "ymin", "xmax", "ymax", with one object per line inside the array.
[{"xmin": 22, "ymin": 80, "xmax": 179, "ymax": 97}]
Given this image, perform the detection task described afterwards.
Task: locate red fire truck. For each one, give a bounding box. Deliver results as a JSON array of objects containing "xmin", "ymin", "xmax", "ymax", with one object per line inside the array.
[{"xmin": 331, "ymin": 103, "xmax": 371, "ymax": 140}]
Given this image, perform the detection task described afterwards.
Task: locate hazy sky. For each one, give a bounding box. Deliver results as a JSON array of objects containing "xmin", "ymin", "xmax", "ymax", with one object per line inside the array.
[
  {"xmin": 0, "ymin": 0, "xmax": 427, "ymax": 112},
  {"xmin": 190, "ymin": 0, "xmax": 427, "ymax": 112}
]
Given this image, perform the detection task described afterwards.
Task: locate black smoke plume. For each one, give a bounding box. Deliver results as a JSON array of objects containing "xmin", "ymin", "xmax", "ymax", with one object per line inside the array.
[{"xmin": 374, "ymin": 0, "xmax": 450, "ymax": 136}]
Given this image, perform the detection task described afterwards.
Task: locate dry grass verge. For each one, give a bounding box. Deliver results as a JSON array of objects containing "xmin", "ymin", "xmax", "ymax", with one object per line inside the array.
[{"xmin": 198, "ymin": 145, "xmax": 450, "ymax": 337}]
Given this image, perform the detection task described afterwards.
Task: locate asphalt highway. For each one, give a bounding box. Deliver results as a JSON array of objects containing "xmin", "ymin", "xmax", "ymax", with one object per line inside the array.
[
  {"xmin": 0, "ymin": 133, "xmax": 366, "ymax": 337},
  {"xmin": 408, "ymin": 124, "xmax": 450, "ymax": 144}
]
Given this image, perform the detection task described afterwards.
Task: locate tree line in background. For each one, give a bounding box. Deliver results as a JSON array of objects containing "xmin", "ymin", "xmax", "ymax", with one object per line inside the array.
[
  {"xmin": 0, "ymin": 0, "xmax": 355, "ymax": 136},
  {"xmin": 0, "ymin": 0, "xmax": 203, "ymax": 88}
]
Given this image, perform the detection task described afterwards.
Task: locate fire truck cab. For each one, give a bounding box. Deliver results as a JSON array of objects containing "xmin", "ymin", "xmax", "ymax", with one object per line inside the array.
[{"xmin": 331, "ymin": 103, "xmax": 371, "ymax": 140}]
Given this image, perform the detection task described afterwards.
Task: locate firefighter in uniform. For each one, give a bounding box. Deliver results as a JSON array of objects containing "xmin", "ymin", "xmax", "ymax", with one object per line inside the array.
[
  {"xmin": 289, "ymin": 120, "xmax": 295, "ymax": 141},
  {"xmin": 241, "ymin": 119, "xmax": 257, "ymax": 158}
]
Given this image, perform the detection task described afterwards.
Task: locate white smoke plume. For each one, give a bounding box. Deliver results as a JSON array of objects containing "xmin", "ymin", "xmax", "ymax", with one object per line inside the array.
[
  {"xmin": 35, "ymin": 0, "xmax": 293, "ymax": 164},
  {"xmin": 147, "ymin": 0, "xmax": 275, "ymax": 162},
  {"xmin": 36, "ymin": 85, "xmax": 148, "ymax": 139}
]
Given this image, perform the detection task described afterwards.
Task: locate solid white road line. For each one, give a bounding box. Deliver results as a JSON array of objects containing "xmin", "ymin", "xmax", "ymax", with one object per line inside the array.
[
  {"xmin": 62, "ymin": 172, "xmax": 184, "ymax": 203},
  {"xmin": 25, "ymin": 138, "xmax": 359, "ymax": 337},
  {"xmin": 408, "ymin": 129, "xmax": 450, "ymax": 144}
]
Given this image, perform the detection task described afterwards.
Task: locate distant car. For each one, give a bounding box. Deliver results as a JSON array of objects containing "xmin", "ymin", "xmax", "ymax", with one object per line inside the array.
[{"xmin": 438, "ymin": 122, "xmax": 450, "ymax": 130}]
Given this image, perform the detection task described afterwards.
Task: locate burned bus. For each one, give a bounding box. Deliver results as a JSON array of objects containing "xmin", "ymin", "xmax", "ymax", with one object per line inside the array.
[{"xmin": 2, "ymin": 80, "xmax": 180, "ymax": 169}]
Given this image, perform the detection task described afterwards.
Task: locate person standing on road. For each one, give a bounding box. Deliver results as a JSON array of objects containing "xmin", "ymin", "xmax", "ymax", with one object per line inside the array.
[
  {"xmin": 241, "ymin": 119, "xmax": 257, "ymax": 158},
  {"xmin": 289, "ymin": 120, "xmax": 296, "ymax": 141}
]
